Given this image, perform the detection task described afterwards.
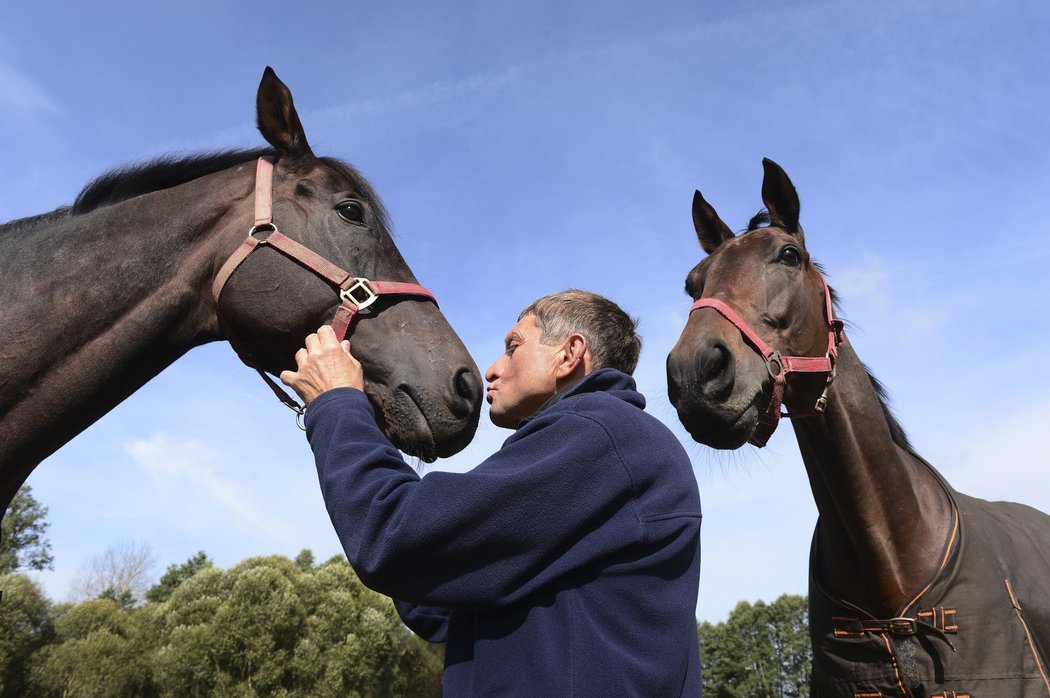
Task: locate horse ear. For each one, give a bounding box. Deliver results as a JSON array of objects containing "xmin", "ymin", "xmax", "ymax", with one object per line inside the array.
[
  {"xmin": 761, "ymin": 158, "xmax": 803, "ymax": 241},
  {"xmin": 692, "ymin": 189, "xmax": 735, "ymax": 254},
  {"xmin": 256, "ymin": 67, "xmax": 314, "ymax": 162}
]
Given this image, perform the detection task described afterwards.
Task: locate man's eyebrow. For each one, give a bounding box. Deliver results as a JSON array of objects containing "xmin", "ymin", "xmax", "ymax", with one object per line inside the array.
[{"xmin": 504, "ymin": 331, "xmax": 523, "ymax": 348}]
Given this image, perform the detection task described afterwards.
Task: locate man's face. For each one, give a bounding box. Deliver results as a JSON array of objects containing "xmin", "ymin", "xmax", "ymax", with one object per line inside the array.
[{"xmin": 485, "ymin": 314, "xmax": 561, "ymax": 428}]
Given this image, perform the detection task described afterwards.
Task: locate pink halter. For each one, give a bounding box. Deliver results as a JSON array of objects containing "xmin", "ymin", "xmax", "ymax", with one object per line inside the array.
[
  {"xmin": 688, "ymin": 275, "xmax": 844, "ymax": 446},
  {"xmin": 213, "ymin": 156, "xmax": 437, "ymax": 420}
]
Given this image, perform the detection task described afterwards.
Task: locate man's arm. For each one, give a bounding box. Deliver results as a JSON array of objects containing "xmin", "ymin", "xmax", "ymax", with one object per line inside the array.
[
  {"xmin": 304, "ymin": 387, "xmax": 637, "ymax": 609},
  {"xmin": 283, "ymin": 326, "xmax": 640, "ymax": 608},
  {"xmin": 393, "ymin": 601, "xmax": 450, "ymax": 643}
]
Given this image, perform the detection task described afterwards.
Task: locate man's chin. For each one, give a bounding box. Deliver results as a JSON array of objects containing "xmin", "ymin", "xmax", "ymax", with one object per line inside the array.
[{"xmin": 488, "ymin": 409, "xmax": 517, "ymax": 429}]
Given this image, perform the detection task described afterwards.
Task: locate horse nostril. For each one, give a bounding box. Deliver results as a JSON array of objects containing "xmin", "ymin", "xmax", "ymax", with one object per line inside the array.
[
  {"xmin": 452, "ymin": 367, "xmax": 480, "ymax": 415},
  {"xmin": 698, "ymin": 338, "xmax": 735, "ymax": 399}
]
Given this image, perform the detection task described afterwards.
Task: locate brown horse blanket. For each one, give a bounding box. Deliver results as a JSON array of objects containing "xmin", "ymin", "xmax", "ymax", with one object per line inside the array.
[{"xmin": 809, "ymin": 462, "xmax": 1050, "ymax": 697}]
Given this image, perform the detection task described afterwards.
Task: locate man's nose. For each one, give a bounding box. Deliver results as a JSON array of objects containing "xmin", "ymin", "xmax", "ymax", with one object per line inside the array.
[{"xmin": 485, "ymin": 356, "xmax": 505, "ymax": 383}]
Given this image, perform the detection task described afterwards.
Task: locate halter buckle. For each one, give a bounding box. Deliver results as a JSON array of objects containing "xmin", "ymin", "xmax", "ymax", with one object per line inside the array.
[
  {"xmin": 887, "ymin": 618, "xmax": 919, "ymax": 635},
  {"xmin": 766, "ymin": 352, "xmax": 784, "ymax": 378},
  {"xmin": 340, "ymin": 278, "xmax": 379, "ymax": 312}
]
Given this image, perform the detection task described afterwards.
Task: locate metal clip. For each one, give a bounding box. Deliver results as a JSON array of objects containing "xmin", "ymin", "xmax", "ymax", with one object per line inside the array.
[
  {"xmin": 340, "ymin": 278, "xmax": 379, "ymax": 312},
  {"xmin": 814, "ymin": 365, "xmax": 836, "ymax": 413},
  {"xmin": 285, "ymin": 402, "xmax": 306, "ymax": 431}
]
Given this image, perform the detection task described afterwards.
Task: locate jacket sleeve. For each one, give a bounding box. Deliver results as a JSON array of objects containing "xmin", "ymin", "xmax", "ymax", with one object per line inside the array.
[
  {"xmin": 304, "ymin": 387, "xmax": 638, "ymax": 608},
  {"xmin": 392, "ymin": 600, "xmax": 449, "ymax": 643}
]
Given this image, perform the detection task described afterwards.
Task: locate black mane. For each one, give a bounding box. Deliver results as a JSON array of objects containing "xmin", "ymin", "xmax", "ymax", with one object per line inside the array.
[
  {"xmin": 746, "ymin": 207, "xmax": 913, "ymax": 451},
  {"xmin": 70, "ymin": 148, "xmax": 391, "ymax": 231},
  {"xmin": 73, "ymin": 148, "xmax": 274, "ymax": 214}
]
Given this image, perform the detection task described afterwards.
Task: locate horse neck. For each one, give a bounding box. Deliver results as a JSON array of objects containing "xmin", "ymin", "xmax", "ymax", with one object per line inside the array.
[
  {"xmin": 790, "ymin": 337, "xmax": 953, "ymax": 616},
  {"xmin": 0, "ymin": 167, "xmax": 251, "ymax": 508}
]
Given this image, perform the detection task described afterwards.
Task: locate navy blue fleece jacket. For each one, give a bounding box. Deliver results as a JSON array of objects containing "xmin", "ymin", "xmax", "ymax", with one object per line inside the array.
[{"xmin": 304, "ymin": 368, "xmax": 702, "ymax": 697}]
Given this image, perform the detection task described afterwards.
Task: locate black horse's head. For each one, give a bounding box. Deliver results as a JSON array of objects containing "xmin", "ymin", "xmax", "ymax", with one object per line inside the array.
[{"xmin": 216, "ymin": 68, "xmax": 481, "ymax": 460}]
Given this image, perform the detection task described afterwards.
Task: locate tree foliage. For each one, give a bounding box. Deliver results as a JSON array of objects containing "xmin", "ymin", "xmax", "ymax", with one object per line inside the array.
[
  {"xmin": 145, "ymin": 551, "xmax": 212, "ymax": 603},
  {"xmin": 3, "ymin": 553, "xmax": 443, "ymax": 697},
  {"xmin": 27, "ymin": 598, "xmax": 152, "ymax": 697},
  {"xmin": 0, "ymin": 486, "xmax": 54, "ymax": 575},
  {"xmin": 698, "ymin": 594, "xmax": 811, "ymax": 698},
  {"xmin": 0, "ymin": 574, "xmax": 54, "ymax": 697}
]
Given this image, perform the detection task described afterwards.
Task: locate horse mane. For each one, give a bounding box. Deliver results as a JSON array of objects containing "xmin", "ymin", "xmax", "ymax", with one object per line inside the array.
[
  {"xmin": 70, "ymin": 148, "xmax": 391, "ymax": 230},
  {"xmin": 72, "ymin": 148, "xmax": 273, "ymax": 214},
  {"xmin": 745, "ymin": 208, "xmax": 914, "ymax": 451}
]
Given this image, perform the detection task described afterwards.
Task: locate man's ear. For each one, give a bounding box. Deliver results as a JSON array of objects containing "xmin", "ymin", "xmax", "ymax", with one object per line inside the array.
[{"xmin": 556, "ymin": 333, "xmax": 590, "ymax": 379}]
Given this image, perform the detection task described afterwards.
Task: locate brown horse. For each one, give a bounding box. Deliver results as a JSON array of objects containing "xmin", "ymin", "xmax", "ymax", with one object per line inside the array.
[
  {"xmin": 0, "ymin": 68, "xmax": 482, "ymax": 521},
  {"xmin": 667, "ymin": 159, "xmax": 1050, "ymax": 696}
]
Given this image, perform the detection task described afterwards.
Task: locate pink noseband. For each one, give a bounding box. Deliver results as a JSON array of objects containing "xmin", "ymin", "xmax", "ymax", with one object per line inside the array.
[{"xmin": 689, "ymin": 275, "xmax": 844, "ymax": 446}]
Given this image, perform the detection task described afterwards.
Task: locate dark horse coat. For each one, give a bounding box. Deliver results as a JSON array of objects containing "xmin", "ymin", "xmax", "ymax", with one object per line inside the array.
[{"xmin": 810, "ymin": 458, "xmax": 1050, "ymax": 697}]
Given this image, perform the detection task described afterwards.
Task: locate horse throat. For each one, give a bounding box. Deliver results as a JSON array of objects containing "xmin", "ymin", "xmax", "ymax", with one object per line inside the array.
[{"xmin": 790, "ymin": 339, "xmax": 954, "ymax": 616}]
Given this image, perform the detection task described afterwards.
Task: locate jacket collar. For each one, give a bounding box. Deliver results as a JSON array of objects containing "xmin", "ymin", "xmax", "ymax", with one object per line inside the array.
[{"xmin": 518, "ymin": 368, "xmax": 643, "ymax": 427}]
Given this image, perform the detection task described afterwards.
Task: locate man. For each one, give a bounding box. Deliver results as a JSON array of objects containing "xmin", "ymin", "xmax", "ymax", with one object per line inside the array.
[{"xmin": 282, "ymin": 290, "xmax": 702, "ymax": 696}]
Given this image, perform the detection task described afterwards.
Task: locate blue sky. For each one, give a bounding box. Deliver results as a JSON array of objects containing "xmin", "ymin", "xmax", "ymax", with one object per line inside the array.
[{"xmin": 2, "ymin": 0, "xmax": 1049, "ymax": 623}]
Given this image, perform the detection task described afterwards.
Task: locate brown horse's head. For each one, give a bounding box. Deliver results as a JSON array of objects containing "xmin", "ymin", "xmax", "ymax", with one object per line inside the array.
[
  {"xmin": 667, "ymin": 159, "xmax": 835, "ymax": 449},
  {"xmin": 216, "ymin": 69, "xmax": 481, "ymax": 461}
]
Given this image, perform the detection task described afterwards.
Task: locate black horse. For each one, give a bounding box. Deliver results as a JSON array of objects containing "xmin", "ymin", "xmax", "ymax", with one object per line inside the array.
[{"xmin": 0, "ymin": 68, "xmax": 482, "ymax": 520}]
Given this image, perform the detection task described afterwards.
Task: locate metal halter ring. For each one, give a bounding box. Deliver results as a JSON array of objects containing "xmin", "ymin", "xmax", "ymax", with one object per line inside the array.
[
  {"xmin": 248, "ymin": 222, "xmax": 277, "ymax": 238},
  {"xmin": 766, "ymin": 352, "xmax": 784, "ymax": 378}
]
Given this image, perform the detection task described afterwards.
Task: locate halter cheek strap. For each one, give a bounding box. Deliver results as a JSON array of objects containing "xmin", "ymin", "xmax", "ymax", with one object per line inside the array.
[
  {"xmin": 689, "ymin": 274, "xmax": 844, "ymax": 447},
  {"xmin": 213, "ymin": 156, "xmax": 437, "ymax": 422}
]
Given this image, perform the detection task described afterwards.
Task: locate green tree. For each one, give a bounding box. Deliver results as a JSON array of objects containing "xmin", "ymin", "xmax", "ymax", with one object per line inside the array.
[
  {"xmin": 294, "ymin": 548, "xmax": 316, "ymax": 572},
  {"xmin": 0, "ymin": 486, "xmax": 54, "ymax": 574},
  {"xmin": 9, "ymin": 552, "xmax": 442, "ymax": 696},
  {"xmin": 698, "ymin": 594, "xmax": 811, "ymax": 697},
  {"xmin": 145, "ymin": 551, "xmax": 213, "ymax": 603},
  {"xmin": 149, "ymin": 554, "xmax": 440, "ymax": 697},
  {"xmin": 0, "ymin": 574, "xmax": 54, "ymax": 698},
  {"xmin": 26, "ymin": 598, "xmax": 152, "ymax": 697}
]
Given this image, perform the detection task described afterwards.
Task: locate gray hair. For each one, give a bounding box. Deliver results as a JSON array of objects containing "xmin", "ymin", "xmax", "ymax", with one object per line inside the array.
[{"xmin": 519, "ymin": 290, "xmax": 642, "ymax": 375}]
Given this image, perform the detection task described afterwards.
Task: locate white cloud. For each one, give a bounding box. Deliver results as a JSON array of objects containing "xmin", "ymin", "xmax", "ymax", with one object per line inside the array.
[
  {"xmin": 0, "ymin": 57, "xmax": 58, "ymax": 116},
  {"xmin": 124, "ymin": 432, "xmax": 300, "ymax": 546}
]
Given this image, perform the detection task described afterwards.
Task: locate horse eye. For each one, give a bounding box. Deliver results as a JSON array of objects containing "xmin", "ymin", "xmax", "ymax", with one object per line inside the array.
[
  {"xmin": 337, "ymin": 201, "xmax": 365, "ymax": 224},
  {"xmin": 778, "ymin": 245, "xmax": 802, "ymax": 266}
]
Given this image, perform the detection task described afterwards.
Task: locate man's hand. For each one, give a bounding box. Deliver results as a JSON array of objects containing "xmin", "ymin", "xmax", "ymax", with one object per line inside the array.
[{"xmin": 280, "ymin": 325, "xmax": 365, "ymax": 406}]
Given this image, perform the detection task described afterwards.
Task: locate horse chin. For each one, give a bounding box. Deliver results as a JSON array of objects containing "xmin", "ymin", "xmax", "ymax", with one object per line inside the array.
[
  {"xmin": 677, "ymin": 404, "xmax": 757, "ymax": 450},
  {"xmin": 362, "ymin": 385, "xmax": 439, "ymax": 463},
  {"xmin": 365, "ymin": 382, "xmax": 483, "ymax": 464}
]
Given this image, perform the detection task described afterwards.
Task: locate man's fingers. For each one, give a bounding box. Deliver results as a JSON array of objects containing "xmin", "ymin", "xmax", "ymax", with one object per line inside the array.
[
  {"xmin": 304, "ymin": 332, "xmax": 321, "ymax": 354},
  {"xmin": 279, "ymin": 370, "xmax": 295, "ymax": 386},
  {"xmin": 341, "ymin": 340, "xmax": 352, "ymax": 355},
  {"xmin": 295, "ymin": 347, "xmax": 308, "ymax": 367},
  {"xmin": 317, "ymin": 325, "xmax": 340, "ymax": 347}
]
